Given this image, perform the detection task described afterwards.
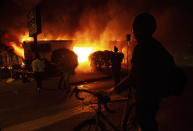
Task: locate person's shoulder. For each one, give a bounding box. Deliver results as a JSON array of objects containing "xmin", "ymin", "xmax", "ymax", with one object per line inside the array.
[
  {"xmin": 32, "ymin": 59, "xmax": 40, "ymax": 64},
  {"xmin": 152, "ymin": 38, "xmax": 165, "ymax": 49},
  {"xmin": 32, "ymin": 59, "xmax": 36, "ymax": 64},
  {"xmin": 117, "ymin": 52, "xmax": 123, "ymax": 57},
  {"xmin": 152, "ymin": 38, "xmax": 170, "ymax": 52},
  {"xmin": 36, "ymin": 59, "xmax": 41, "ymax": 63},
  {"xmin": 152, "ymin": 38, "xmax": 174, "ymax": 60}
]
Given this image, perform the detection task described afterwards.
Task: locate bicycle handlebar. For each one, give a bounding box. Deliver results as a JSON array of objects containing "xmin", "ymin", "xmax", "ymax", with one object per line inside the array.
[{"xmin": 71, "ymin": 86, "xmax": 115, "ymax": 113}]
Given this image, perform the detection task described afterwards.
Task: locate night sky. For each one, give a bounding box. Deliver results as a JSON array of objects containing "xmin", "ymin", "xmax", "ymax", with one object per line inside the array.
[{"xmin": 0, "ymin": 0, "xmax": 193, "ymax": 65}]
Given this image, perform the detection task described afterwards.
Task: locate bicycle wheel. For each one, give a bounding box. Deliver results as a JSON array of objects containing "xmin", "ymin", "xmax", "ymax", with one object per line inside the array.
[
  {"xmin": 123, "ymin": 103, "xmax": 140, "ymax": 131},
  {"xmin": 73, "ymin": 118, "xmax": 106, "ymax": 131}
]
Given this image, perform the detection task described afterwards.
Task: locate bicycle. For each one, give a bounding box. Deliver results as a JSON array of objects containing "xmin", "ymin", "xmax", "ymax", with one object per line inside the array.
[{"xmin": 71, "ymin": 86, "xmax": 140, "ymax": 131}]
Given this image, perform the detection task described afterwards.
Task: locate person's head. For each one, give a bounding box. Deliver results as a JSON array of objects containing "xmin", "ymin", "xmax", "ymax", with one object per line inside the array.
[
  {"xmin": 114, "ymin": 46, "xmax": 118, "ymax": 53},
  {"xmin": 132, "ymin": 13, "xmax": 156, "ymax": 42},
  {"xmin": 35, "ymin": 53, "xmax": 40, "ymax": 59}
]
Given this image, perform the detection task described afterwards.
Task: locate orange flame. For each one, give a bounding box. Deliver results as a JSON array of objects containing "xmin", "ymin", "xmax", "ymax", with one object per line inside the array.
[
  {"xmin": 73, "ymin": 47, "xmax": 95, "ymax": 63},
  {"xmin": 20, "ymin": 33, "xmax": 71, "ymax": 42},
  {"xmin": 9, "ymin": 42, "xmax": 24, "ymax": 58},
  {"xmin": 72, "ymin": 41, "xmax": 107, "ymax": 72},
  {"xmin": 17, "ymin": 31, "xmax": 113, "ymax": 72},
  {"xmin": 20, "ymin": 34, "xmax": 33, "ymax": 42}
]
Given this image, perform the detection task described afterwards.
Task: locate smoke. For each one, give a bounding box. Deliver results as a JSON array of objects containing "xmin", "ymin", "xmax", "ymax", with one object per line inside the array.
[
  {"xmin": 0, "ymin": 0, "xmax": 193, "ymax": 60},
  {"xmin": 12, "ymin": 0, "xmax": 42, "ymax": 9}
]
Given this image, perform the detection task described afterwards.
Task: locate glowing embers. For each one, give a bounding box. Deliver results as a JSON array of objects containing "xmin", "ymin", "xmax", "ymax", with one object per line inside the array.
[{"xmin": 73, "ymin": 47, "xmax": 94, "ymax": 63}]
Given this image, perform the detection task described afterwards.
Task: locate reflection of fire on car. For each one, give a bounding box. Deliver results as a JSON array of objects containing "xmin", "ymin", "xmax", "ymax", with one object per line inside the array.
[{"xmin": 89, "ymin": 50, "xmax": 124, "ymax": 72}]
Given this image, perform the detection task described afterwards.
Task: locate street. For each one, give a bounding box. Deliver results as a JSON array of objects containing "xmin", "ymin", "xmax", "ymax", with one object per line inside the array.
[
  {"xmin": 0, "ymin": 67, "xmax": 193, "ymax": 131},
  {"xmin": 0, "ymin": 72, "xmax": 115, "ymax": 130}
]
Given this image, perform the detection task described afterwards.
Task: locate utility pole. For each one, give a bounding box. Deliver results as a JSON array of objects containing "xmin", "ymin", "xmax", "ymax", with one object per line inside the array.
[
  {"xmin": 27, "ymin": 5, "xmax": 41, "ymax": 55},
  {"xmin": 126, "ymin": 34, "xmax": 130, "ymax": 74},
  {"xmin": 33, "ymin": 35, "xmax": 38, "ymax": 54}
]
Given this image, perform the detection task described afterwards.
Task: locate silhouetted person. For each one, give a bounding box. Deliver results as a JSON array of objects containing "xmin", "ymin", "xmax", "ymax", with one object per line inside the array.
[
  {"xmin": 131, "ymin": 13, "xmax": 177, "ymax": 131},
  {"xmin": 32, "ymin": 53, "xmax": 45, "ymax": 93},
  {"xmin": 110, "ymin": 13, "xmax": 175, "ymax": 131},
  {"xmin": 111, "ymin": 46, "xmax": 123, "ymax": 85}
]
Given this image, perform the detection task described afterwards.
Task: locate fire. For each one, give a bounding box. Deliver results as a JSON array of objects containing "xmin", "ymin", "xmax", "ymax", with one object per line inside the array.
[
  {"xmin": 9, "ymin": 42, "xmax": 24, "ymax": 58},
  {"xmin": 17, "ymin": 32, "xmax": 110, "ymax": 73},
  {"xmin": 21, "ymin": 61, "xmax": 25, "ymax": 68},
  {"xmin": 20, "ymin": 33, "xmax": 71, "ymax": 42},
  {"xmin": 73, "ymin": 47, "xmax": 95, "ymax": 63},
  {"xmin": 20, "ymin": 34, "xmax": 33, "ymax": 42}
]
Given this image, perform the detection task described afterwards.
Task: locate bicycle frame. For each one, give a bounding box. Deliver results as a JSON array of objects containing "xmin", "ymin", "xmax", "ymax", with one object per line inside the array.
[
  {"xmin": 72, "ymin": 86, "xmax": 137, "ymax": 131},
  {"xmin": 81, "ymin": 98, "xmax": 136, "ymax": 131}
]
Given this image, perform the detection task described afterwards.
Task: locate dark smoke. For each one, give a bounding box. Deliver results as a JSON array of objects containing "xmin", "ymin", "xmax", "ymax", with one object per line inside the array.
[{"xmin": 0, "ymin": 0, "xmax": 193, "ymax": 65}]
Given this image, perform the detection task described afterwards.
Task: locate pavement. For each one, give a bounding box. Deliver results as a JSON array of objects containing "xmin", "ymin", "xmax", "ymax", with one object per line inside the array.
[
  {"xmin": 0, "ymin": 71, "xmax": 114, "ymax": 130},
  {"xmin": 37, "ymin": 66, "xmax": 193, "ymax": 131},
  {"xmin": 0, "ymin": 67, "xmax": 193, "ymax": 131},
  {"xmin": 0, "ymin": 71, "xmax": 112, "ymax": 94}
]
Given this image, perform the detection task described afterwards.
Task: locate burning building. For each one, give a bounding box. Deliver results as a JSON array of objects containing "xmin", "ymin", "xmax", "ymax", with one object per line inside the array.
[
  {"xmin": 22, "ymin": 39, "xmax": 129, "ymax": 72},
  {"xmin": 0, "ymin": 47, "xmax": 23, "ymax": 67},
  {"xmin": 0, "ymin": 46, "xmax": 23, "ymax": 78},
  {"xmin": 23, "ymin": 40, "xmax": 74, "ymax": 62},
  {"xmin": 0, "ymin": 0, "xmax": 192, "ymax": 71}
]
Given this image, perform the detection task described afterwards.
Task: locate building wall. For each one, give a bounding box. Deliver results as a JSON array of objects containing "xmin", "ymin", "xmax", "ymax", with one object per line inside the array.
[
  {"xmin": 0, "ymin": 51, "xmax": 22, "ymax": 66},
  {"xmin": 23, "ymin": 40, "xmax": 74, "ymax": 62}
]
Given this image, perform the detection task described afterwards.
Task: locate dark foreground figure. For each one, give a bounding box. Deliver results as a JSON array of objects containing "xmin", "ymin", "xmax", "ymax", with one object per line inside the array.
[
  {"xmin": 112, "ymin": 13, "xmax": 178, "ymax": 131},
  {"xmin": 111, "ymin": 46, "xmax": 123, "ymax": 85},
  {"xmin": 131, "ymin": 13, "xmax": 179, "ymax": 131},
  {"xmin": 131, "ymin": 13, "xmax": 173, "ymax": 131}
]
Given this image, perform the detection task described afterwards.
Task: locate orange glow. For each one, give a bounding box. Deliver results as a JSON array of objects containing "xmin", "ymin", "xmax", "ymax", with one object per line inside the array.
[
  {"xmin": 20, "ymin": 34, "xmax": 33, "ymax": 42},
  {"xmin": 20, "ymin": 33, "xmax": 71, "ymax": 43},
  {"xmin": 10, "ymin": 42, "xmax": 24, "ymax": 58},
  {"xmin": 71, "ymin": 39, "xmax": 108, "ymax": 72},
  {"xmin": 73, "ymin": 47, "xmax": 95, "ymax": 63},
  {"xmin": 17, "ymin": 31, "xmax": 114, "ymax": 72},
  {"xmin": 21, "ymin": 61, "xmax": 25, "ymax": 68}
]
